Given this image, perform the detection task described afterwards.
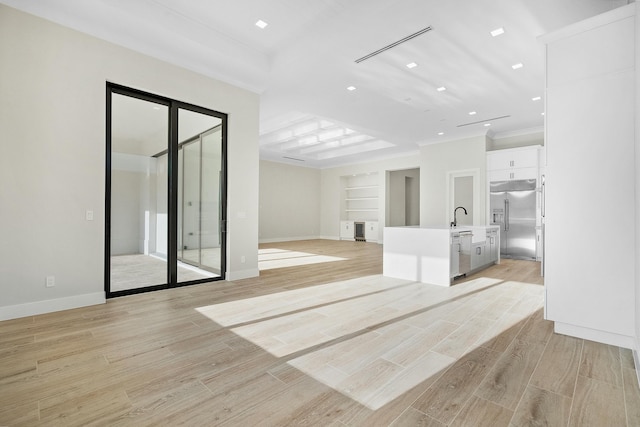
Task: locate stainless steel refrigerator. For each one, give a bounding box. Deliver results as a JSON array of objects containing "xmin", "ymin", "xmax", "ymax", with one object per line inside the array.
[{"xmin": 489, "ymin": 179, "xmax": 537, "ymax": 260}]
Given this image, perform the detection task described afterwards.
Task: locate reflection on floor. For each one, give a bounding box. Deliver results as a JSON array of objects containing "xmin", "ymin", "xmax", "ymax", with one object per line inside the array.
[{"xmin": 110, "ymin": 253, "xmax": 218, "ymax": 292}]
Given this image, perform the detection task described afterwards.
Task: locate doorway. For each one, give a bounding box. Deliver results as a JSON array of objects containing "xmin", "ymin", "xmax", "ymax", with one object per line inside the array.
[
  {"xmin": 386, "ymin": 168, "xmax": 420, "ymax": 227},
  {"xmin": 106, "ymin": 84, "xmax": 226, "ymax": 297}
]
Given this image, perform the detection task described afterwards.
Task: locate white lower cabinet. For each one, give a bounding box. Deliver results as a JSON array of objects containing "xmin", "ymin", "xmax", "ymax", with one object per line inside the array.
[
  {"xmin": 341, "ymin": 220, "xmax": 378, "ymax": 241},
  {"xmin": 471, "ymin": 243, "xmax": 487, "ymax": 270},
  {"xmin": 339, "ymin": 221, "xmax": 353, "ymax": 240},
  {"xmin": 365, "ymin": 221, "xmax": 378, "ymax": 242},
  {"xmin": 487, "ymin": 230, "xmax": 498, "ymax": 263}
]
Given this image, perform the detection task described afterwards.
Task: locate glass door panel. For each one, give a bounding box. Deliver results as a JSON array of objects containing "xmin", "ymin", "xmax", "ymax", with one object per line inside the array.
[
  {"xmin": 176, "ymin": 108, "xmax": 222, "ymax": 283},
  {"xmin": 181, "ymin": 139, "xmax": 201, "ymax": 266},
  {"xmin": 109, "ymin": 93, "xmax": 168, "ymax": 292},
  {"xmin": 200, "ymin": 127, "xmax": 222, "ymax": 274}
]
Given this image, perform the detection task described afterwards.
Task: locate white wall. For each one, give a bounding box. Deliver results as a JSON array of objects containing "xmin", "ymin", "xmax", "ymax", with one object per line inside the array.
[
  {"xmin": 0, "ymin": 5, "xmax": 259, "ymax": 319},
  {"xmin": 259, "ymin": 160, "xmax": 321, "ymax": 242},
  {"xmin": 420, "ymin": 136, "xmax": 487, "ymax": 226}
]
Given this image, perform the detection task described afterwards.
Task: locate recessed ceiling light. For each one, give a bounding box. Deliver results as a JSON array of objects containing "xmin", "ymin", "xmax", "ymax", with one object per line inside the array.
[
  {"xmin": 255, "ymin": 20, "xmax": 268, "ymax": 29},
  {"xmin": 438, "ymin": 132, "xmax": 444, "ymax": 136},
  {"xmin": 541, "ymin": 112, "xmax": 545, "ymax": 116},
  {"xmin": 484, "ymin": 123, "xmax": 491, "ymax": 127},
  {"xmin": 491, "ymin": 27, "xmax": 505, "ymax": 37},
  {"xmin": 406, "ymin": 62, "xmax": 418, "ymax": 69},
  {"xmin": 512, "ymin": 63, "xmax": 524, "ymax": 70},
  {"xmin": 532, "ymin": 96, "xmax": 541, "ymax": 101},
  {"xmin": 152, "ymin": 106, "xmax": 161, "ymax": 110},
  {"xmin": 437, "ymin": 86, "xmax": 447, "ymax": 92},
  {"xmin": 347, "ymin": 86, "xmax": 356, "ymax": 91},
  {"xmin": 469, "ymin": 111, "xmax": 477, "ymax": 115}
]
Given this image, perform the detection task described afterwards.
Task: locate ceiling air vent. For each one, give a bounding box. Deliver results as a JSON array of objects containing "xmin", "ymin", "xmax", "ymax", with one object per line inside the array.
[
  {"xmin": 355, "ymin": 26, "xmax": 433, "ymax": 64},
  {"xmin": 283, "ymin": 156, "xmax": 305, "ymax": 162},
  {"xmin": 457, "ymin": 115, "xmax": 510, "ymax": 127}
]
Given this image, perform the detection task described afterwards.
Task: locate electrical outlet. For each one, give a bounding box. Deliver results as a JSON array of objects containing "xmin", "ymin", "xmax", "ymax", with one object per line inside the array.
[
  {"xmin": 85, "ymin": 210, "xmax": 94, "ymax": 221},
  {"xmin": 45, "ymin": 276, "xmax": 55, "ymax": 287},
  {"xmin": 241, "ymin": 256, "xmax": 246, "ymax": 263}
]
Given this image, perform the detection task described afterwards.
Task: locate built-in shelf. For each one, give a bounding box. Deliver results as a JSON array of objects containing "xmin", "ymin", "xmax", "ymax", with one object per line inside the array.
[
  {"xmin": 345, "ymin": 185, "xmax": 377, "ymax": 190},
  {"xmin": 341, "ymin": 173, "xmax": 379, "ymax": 222}
]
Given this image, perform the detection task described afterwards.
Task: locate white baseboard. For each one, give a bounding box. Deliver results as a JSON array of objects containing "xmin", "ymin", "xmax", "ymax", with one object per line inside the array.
[
  {"xmin": 554, "ymin": 322, "xmax": 635, "ymax": 349},
  {"xmin": 258, "ymin": 236, "xmax": 382, "ymax": 243},
  {"xmin": 319, "ymin": 235, "xmax": 340, "ymax": 241},
  {"xmin": 225, "ymin": 268, "xmax": 259, "ymax": 281},
  {"xmin": 258, "ymin": 235, "xmax": 322, "ymax": 244},
  {"xmin": 633, "ymin": 348, "xmax": 640, "ymax": 389},
  {"xmin": 0, "ymin": 292, "xmax": 106, "ymax": 321}
]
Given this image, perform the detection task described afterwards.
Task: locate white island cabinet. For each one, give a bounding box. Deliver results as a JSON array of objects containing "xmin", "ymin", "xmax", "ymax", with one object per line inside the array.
[{"xmin": 383, "ymin": 226, "xmax": 499, "ymax": 286}]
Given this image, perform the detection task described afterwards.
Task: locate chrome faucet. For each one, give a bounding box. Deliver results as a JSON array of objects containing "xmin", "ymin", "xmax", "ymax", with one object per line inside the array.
[{"xmin": 451, "ymin": 206, "xmax": 468, "ymax": 227}]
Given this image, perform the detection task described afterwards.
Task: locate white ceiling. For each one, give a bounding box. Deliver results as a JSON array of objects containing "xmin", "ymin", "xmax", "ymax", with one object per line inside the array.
[{"xmin": 1, "ymin": 0, "xmax": 630, "ymax": 168}]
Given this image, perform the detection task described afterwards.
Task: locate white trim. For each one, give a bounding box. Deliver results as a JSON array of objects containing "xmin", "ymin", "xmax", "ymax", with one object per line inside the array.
[
  {"xmin": 0, "ymin": 292, "xmax": 105, "ymax": 321},
  {"xmin": 554, "ymin": 322, "xmax": 635, "ymax": 349},
  {"xmin": 318, "ymin": 235, "xmax": 340, "ymax": 241},
  {"xmin": 491, "ymin": 127, "xmax": 544, "ymax": 140},
  {"xmin": 259, "ymin": 235, "xmax": 322, "ymax": 244},
  {"xmin": 225, "ymin": 268, "xmax": 259, "ymax": 281},
  {"xmin": 486, "ymin": 144, "xmax": 543, "ymax": 155},
  {"xmin": 634, "ymin": 349, "xmax": 640, "ymax": 389},
  {"xmin": 539, "ymin": 3, "xmax": 635, "ymax": 44},
  {"xmin": 417, "ymin": 130, "xmax": 487, "ymax": 147}
]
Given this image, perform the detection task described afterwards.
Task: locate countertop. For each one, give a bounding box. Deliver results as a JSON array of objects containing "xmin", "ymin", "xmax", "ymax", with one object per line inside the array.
[{"xmin": 384, "ymin": 225, "xmax": 499, "ymax": 243}]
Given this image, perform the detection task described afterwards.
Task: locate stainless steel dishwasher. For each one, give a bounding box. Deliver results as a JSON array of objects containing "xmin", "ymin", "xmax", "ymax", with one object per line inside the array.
[{"xmin": 458, "ymin": 230, "xmax": 472, "ymax": 277}]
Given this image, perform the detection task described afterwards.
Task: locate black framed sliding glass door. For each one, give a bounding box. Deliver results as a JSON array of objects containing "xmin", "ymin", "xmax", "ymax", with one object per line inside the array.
[
  {"xmin": 106, "ymin": 84, "xmax": 226, "ymax": 297},
  {"xmin": 177, "ymin": 122, "xmax": 223, "ymax": 280}
]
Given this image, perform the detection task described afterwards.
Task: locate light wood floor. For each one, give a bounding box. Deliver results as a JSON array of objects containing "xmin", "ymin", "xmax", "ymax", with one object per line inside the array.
[{"xmin": 1, "ymin": 239, "xmax": 638, "ymax": 426}]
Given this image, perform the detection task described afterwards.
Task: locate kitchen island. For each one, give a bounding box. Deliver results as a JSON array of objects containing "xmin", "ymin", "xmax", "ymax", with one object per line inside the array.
[{"xmin": 383, "ymin": 225, "xmax": 499, "ymax": 286}]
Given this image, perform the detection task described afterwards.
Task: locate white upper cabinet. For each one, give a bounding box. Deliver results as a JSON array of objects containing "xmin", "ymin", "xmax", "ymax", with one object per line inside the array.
[
  {"xmin": 487, "ymin": 146, "xmax": 539, "ymax": 171},
  {"xmin": 488, "ymin": 167, "xmax": 538, "ymax": 182},
  {"xmin": 487, "ymin": 146, "xmax": 541, "ymax": 181}
]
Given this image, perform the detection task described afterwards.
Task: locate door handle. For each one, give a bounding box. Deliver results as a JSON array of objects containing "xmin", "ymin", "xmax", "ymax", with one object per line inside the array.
[
  {"xmin": 541, "ymin": 175, "xmax": 546, "ymax": 218},
  {"xmin": 504, "ymin": 199, "xmax": 509, "ymax": 231}
]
